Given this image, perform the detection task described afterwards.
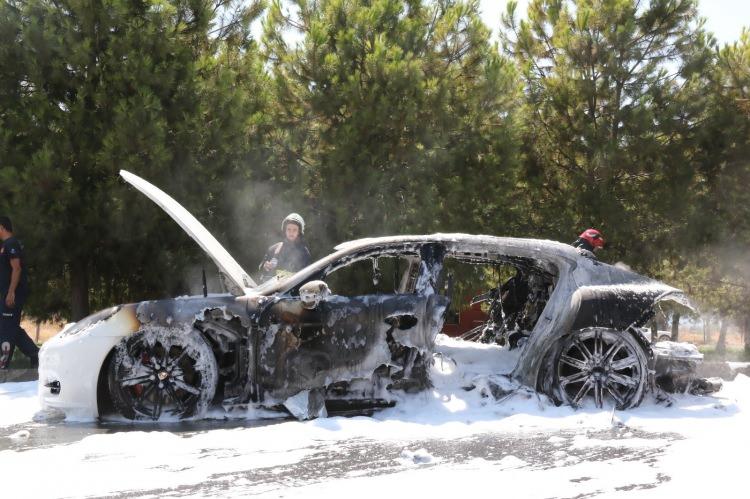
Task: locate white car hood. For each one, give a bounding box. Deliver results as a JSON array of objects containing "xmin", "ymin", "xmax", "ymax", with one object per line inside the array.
[{"xmin": 120, "ymin": 170, "xmax": 256, "ymax": 295}]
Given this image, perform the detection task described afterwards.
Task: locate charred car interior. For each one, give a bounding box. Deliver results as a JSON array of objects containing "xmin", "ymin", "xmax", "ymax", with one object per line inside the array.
[
  {"xmin": 39, "ymin": 171, "xmax": 720, "ymax": 423},
  {"xmin": 439, "ymin": 254, "xmax": 556, "ymax": 347}
]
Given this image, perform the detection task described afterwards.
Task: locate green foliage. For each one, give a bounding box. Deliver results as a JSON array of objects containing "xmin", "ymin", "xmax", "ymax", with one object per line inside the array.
[
  {"xmin": 0, "ymin": 0, "xmax": 269, "ymax": 319},
  {"xmin": 0, "ymin": 0, "xmax": 748, "ymax": 327},
  {"xmin": 264, "ymin": 0, "xmax": 521, "ymax": 248},
  {"xmin": 668, "ymin": 27, "xmax": 750, "ymax": 320},
  {"xmin": 501, "ymin": 0, "xmax": 714, "ymax": 267}
]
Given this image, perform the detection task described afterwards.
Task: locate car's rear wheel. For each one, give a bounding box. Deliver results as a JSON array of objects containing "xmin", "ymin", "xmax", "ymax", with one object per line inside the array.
[
  {"xmin": 107, "ymin": 328, "xmax": 218, "ymax": 421},
  {"xmin": 554, "ymin": 328, "xmax": 648, "ymax": 410}
]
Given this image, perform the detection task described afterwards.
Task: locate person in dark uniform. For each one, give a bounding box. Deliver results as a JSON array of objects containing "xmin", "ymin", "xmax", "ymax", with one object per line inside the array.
[
  {"xmin": 258, "ymin": 213, "xmax": 312, "ymax": 282},
  {"xmin": 0, "ymin": 216, "xmax": 39, "ymax": 368},
  {"xmin": 572, "ymin": 228, "xmax": 606, "ymax": 254}
]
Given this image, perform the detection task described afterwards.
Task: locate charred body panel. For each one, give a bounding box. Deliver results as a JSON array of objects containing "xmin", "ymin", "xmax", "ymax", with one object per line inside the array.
[
  {"xmin": 134, "ymin": 295, "xmax": 251, "ymax": 330},
  {"xmin": 254, "ymin": 294, "xmax": 449, "ymax": 402},
  {"xmin": 570, "ymin": 287, "xmax": 664, "ymax": 332},
  {"xmin": 250, "ymin": 243, "xmax": 449, "ymax": 405}
]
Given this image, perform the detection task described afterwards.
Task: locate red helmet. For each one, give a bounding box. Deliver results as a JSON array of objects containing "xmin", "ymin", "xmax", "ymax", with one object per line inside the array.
[{"xmin": 579, "ymin": 228, "xmax": 606, "ymax": 249}]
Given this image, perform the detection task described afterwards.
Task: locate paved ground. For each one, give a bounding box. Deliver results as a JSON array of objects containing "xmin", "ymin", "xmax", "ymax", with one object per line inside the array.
[{"xmin": 1, "ymin": 416, "xmax": 680, "ymax": 498}]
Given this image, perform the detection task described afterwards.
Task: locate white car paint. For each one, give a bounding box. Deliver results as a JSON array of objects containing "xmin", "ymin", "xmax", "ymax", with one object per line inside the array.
[{"xmin": 38, "ymin": 306, "xmax": 140, "ymax": 420}]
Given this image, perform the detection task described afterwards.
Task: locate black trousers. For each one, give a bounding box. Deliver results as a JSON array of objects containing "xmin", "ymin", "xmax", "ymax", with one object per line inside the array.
[{"xmin": 0, "ymin": 295, "xmax": 38, "ymax": 368}]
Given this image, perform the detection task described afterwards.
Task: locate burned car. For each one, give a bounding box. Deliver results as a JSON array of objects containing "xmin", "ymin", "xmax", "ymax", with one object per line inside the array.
[{"xmin": 38, "ymin": 171, "xmax": 710, "ymax": 421}]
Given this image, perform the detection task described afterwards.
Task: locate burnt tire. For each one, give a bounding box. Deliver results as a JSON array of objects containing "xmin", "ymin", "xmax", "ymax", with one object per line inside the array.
[
  {"xmin": 553, "ymin": 328, "xmax": 648, "ymax": 410},
  {"xmin": 107, "ymin": 328, "xmax": 218, "ymax": 421}
]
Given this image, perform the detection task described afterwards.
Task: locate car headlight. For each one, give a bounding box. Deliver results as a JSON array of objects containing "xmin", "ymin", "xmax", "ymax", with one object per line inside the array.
[{"xmin": 59, "ymin": 306, "xmax": 121, "ymax": 338}]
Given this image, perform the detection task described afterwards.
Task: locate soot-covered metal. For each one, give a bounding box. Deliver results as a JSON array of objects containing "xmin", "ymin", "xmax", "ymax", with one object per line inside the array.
[{"xmin": 121, "ymin": 237, "xmax": 716, "ymax": 418}]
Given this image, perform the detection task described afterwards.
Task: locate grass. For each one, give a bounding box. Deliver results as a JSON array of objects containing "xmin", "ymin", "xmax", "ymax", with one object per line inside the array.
[
  {"xmin": 1, "ymin": 318, "xmax": 62, "ymax": 370},
  {"xmin": 5, "ymin": 348, "xmax": 39, "ymax": 369},
  {"xmin": 698, "ymin": 345, "xmax": 750, "ymax": 362},
  {"xmin": 3, "ymin": 319, "xmax": 50, "ymax": 370}
]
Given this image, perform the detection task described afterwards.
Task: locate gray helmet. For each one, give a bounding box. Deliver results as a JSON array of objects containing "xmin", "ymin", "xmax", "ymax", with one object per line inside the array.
[{"xmin": 282, "ymin": 213, "xmax": 305, "ymax": 234}]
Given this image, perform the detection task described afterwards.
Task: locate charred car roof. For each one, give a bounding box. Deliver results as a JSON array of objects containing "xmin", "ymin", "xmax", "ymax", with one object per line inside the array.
[{"xmin": 251, "ymin": 233, "xmax": 668, "ymax": 296}]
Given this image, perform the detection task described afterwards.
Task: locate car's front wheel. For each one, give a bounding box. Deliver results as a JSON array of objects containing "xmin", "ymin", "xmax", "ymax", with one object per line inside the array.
[
  {"xmin": 553, "ymin": 328, "xmax": 649, "ymax": 410},
  {"xmin": 107, "ymin": 328, "xmax": 218, "ymax": 421}
]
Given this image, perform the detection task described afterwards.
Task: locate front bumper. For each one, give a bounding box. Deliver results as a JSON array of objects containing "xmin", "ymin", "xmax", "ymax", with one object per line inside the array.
[
  {"xmin": 38, "ymin": 307, "xmax": 140, "ymax": 420},
  {"xmin": 38, "ymin": 334, "xmax": 122, "ymax": 420}
]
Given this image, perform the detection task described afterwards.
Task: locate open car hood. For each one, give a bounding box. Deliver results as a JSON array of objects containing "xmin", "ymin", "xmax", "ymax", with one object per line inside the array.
[{"xmin": 120, "ymin": 170, "xmax": 256, "ymax": 295}]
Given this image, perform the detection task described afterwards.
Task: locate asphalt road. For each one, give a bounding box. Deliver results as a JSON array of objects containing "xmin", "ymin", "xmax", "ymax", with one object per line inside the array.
[{"xmin": 1, "ymin": 418, "xmax": 680, "ymax": 498}]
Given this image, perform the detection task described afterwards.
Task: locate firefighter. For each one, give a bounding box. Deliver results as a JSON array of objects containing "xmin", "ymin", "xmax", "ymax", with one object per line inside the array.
[
  {"xmin": 572, "ymin": 228, "xmax": 606, "ymax": 254},
  {"xmin": 259, "ymin": 213, "xmax": 312, "ymax": 281},
  {"xmin": 0, "ymin": 216, "xmax": 38, "ymax": 369}
]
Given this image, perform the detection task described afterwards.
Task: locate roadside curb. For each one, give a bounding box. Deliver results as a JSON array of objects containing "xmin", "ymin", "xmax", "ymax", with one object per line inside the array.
[{"xmin": 0, "ymin": 369, "xmax": 38, "ymax": 383}]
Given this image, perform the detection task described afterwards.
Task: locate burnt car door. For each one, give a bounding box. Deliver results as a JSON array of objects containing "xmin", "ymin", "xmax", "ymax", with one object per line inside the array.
[{"xmin": 255, "ymin": 243, "xmax": 450, "ymax": 401}]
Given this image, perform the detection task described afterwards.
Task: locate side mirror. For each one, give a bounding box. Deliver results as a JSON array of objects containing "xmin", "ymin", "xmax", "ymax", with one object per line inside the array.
[{"xmin": 299, "ymin": 280, "xmax": 331, "ymax": 310}]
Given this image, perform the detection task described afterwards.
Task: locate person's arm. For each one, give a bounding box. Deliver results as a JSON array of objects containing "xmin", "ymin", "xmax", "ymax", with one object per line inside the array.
[
  {"xmin": 260, "ymin": 243, "xmax": 282, "ymax": 272},
  {"xmin": 259, "ymin": 249, "xmax": 270, "ymax": 271},
  {"xmin": 6, "ymin": 258, "xmax": 21, "ymax": 307}
]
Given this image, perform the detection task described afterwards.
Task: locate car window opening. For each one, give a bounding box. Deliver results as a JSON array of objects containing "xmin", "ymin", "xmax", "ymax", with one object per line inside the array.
[{"xmin": 440, "ymin": 255, "xmax": 557, "ymax": 348}]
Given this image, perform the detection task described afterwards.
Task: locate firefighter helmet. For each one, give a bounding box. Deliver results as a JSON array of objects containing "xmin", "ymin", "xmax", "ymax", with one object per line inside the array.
[
  {"xmin": 282, "ymin": 213, "xmax": 305, "ymax": 234},
  {"xmin": 578, "ymin": 228, "xmax": 606, "ymax": 250}
]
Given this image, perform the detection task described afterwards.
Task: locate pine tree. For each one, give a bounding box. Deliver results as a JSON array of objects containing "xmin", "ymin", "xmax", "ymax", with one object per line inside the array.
[
  {"xmin": 0, "ymin": 0, "xmax": 269, "ymax": 319},
  {"xmin": 264, "ymin": 0, "xmax": 521, "ymax": 248},
  {"xmin": 500, "ymin": 0, "xmax": 713, "ymax": 267}
]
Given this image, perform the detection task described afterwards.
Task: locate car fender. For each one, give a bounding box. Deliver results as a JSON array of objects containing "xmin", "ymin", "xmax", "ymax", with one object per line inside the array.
[
  {"xmin": 133, "ymin": 295, "xmax": 252, "ymax": 330},
  {"xmin": 38, "ymin": 305, "xmax": 141, "ymax": 419},
  {"xmin": 515, "ymin": 283, "xmax": 681, "ymax": 392}
]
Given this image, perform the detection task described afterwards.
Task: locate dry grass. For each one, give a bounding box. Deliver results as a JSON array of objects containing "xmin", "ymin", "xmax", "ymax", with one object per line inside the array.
[
  {"xmin": 20, "ymin": 318, "xmax": 67, "ymax": 344},
  {"xmin": 677, "ymin": 326, "xmax": 747, "ymax": 348}
]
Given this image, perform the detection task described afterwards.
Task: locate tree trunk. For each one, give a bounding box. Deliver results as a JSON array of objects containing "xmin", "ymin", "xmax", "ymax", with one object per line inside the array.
[
  {"xmin": 650, "ymin": 319, "xmax": 658, "ymax": 343},
  {"xmin": 703, "ymin": 318, "xmax": 710, "ymax": 344},
  {"xmin": 671, "ymin": 312, "xmax": 680, "ymax": 342},
  {"xmin": 70, "ymin": 260, "xmax": 90, "ymax": 321},
  {"xmin": 716, "ymin": 318, "xmax": 728, "ymax": 357},
  {"xmin": 744, "ymin": 315, "xmax": 750, "ymax": 357}
]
